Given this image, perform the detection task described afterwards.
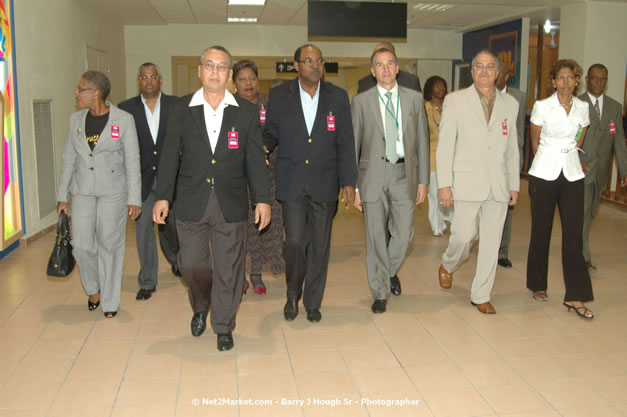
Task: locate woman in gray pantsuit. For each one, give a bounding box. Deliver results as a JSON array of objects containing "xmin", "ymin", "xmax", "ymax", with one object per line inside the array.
[{"xmin": 57, "ymin": 71, "xmax": 141, "ymax": 318}]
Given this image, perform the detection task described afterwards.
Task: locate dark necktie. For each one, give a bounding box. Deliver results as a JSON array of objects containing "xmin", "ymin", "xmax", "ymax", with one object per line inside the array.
[{"xmin": 594, "ymin": 98, "xmax": 601, "ymax": 119}]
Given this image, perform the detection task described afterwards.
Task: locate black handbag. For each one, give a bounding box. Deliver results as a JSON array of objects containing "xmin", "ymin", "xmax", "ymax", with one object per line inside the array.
[{"xmin": 46, "ymin": 211, "xmax": 76, "ymax": 277}]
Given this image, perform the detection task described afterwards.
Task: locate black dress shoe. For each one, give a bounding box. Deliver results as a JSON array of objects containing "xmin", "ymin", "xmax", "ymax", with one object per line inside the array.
[
  {"xmin": 390, "ymin": 275, "xmax": 402, "ymax": 296},
  {"xmin": 371, "ymin": 300, "xmax": 387, "ymax": 314},
  {"xmin": 135, "ymin": 287, "xmax": 156, "ymax": 300},
  {"xmin": 306, "ymin": 309, "xmax": 322, "ymax": 323},
  {"xmin": 498, "ymin": 258, "xmax": 513, "ymax": 268},
  {"xmin": 171, "ymin": 263, "xmax": 182, "ymax": 277},
  {"xmin": 217, "ymin": 332, "xmax": 234, "ymax": 351},
  {"xmin": 191, "ymin": 312, "xmax": 207, "ymax": 337},
  {"xmin": 283, "ymin": 298, "xmax": 298, "ymax": 321}
]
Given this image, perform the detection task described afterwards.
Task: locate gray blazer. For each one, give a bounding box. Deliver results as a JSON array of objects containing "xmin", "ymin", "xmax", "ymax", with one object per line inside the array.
[
  {"xmin": 436, "ymin": 86, "xmax": 520, "ymax": 203},
  {"xmin": 351, "ymin": 85, "xmax": 430, "ymax": 202},
  {"xmin": 57, "ymin": 104, "xmax": 141, "ymax": 206},
  {"xmin": 579, "ymin": 93, "xmax": 627, "ymax": 189}
]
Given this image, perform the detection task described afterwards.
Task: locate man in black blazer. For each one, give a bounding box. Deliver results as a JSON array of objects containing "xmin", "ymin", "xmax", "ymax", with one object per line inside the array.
[
  {"xmin": 264, "ymin": 44, "xmax": 357, "ymax": 323},
  {"xmin": 153, "ymin": 46, "xmax": 271, "ymax": 351},
  {"xmin": 119, "ymin": 63, "xmax": 180, "ymax": 302},
  {"xmin": 357, "ymin": 42, "xmax": 421, "ymax": 94}
]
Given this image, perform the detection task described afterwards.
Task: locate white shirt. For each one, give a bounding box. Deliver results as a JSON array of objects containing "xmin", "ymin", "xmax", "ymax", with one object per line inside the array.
[
  {"xmin": 141, "ymin": 93, "xmax": 161, "ymax": 143},
  {"xmin": 587, "ymin": 92, "xmax": 604, "ymax": 118},
  {"xmin": 189, "ymin": 88, "xmax": 239, "ymax": 153},
  {"xmin": 376, "ymin": 83, "xmax": 405, "ymax": 157},
  {"xmin": 529, "ymin": 92, "xmax": 590, "ymax": 181},
  {"xmin": 298, "ymin": 80, "xmax": 320, "ymax": 136}
]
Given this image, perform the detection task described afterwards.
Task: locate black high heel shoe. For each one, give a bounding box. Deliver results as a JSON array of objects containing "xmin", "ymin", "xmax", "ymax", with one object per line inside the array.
[
  {"xmin": 88, "ymin": 298, "xmax": 100, "ymax": 311},
  {"xmin": 563, "ymin": 302, "xmax": 594, "ymax": 319}
]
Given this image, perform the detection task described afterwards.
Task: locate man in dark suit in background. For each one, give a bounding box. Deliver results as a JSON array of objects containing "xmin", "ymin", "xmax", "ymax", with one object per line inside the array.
[
  {"xmin": 153, "ymin": 46, "xmax": 270, "ymax": 351},
  {"xmin": 579, "ymin": 63, "xmax": 627, "ymax": 272},
  {"xmin": 357, "ymin": 42, "xmax": 422, "ymax": 94},
  {"xmin": 119, "ymin": 63, "xmax": 180, "ymax": 302},
  {"xmin": 264, "ymin": 44, "xmax": 357, "ymax": 323}
]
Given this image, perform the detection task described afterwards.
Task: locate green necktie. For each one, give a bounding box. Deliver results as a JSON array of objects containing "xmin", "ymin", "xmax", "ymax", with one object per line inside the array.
[{"xmin": 385, "ymin": 91, "xmax": 399, "ymax": 163}]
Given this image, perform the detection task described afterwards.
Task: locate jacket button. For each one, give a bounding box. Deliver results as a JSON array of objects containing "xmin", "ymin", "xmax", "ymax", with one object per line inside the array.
[
  {"xmin": 308, "ymin": 138, "xmax": 312, "ymax": 143},
  {"xmin": 305, "ymin": 160, "xmax": 309, "ymax": 165},
  {"xmin": 89, "ymin": 154, "xmax": 93, "ymax": 157},
  {"xmin": 153, "ymin": 151, "xmax": 158, "ymax": 155},
  {"xmin": 89, "ymin": 167, "xmax": 94, "ymax": 170},
  {"xmin": 211, "ymin": 159, "xmax": 216, "ymax": 164},
  {"xmin": 152, "ymin": 166, "xmax": 157, "ymax": 171},
  {"xmin": 206, "ymin": 178, "xmax": 212, "ymax": 184}
]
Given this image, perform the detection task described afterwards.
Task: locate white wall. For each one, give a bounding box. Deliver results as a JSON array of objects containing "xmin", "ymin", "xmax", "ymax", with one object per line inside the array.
[
  {"xmin": 15, "ymin": 0, "xmax": 127, "ymax": 238},
  {"xmin": 124, "ymin": 24, "xmax": 463, "ymax": 97},
  {"xmin": 560, "ymin": 1, "xmax": 627, "ymax": 104}
]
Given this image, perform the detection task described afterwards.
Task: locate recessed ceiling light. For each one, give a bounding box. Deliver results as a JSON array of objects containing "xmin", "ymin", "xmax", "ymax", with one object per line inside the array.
[
  {"xmin": 228, "ymin": 17, "xmax": 258, "ymax": 22},
  {"xmin": 413, "ymin": 3, "xmax": 454, "ymax": 12},
  {"xmin": 228, "ymin": 0, "xmax": 265, "ymax": 5}
]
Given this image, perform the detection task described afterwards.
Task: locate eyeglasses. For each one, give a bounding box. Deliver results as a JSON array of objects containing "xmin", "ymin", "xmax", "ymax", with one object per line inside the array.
[
  {"xmin": 588, "ymin": 77, "xmax": 608, "ymax": 82},
  {"xmin": 139, "ymin": 75, "xmax": 160, "ymax": 81},
  {"xmin": 474, "ymin": 63, "xmax": 497, "ymax": 71},
  {"xmin": 299, "ymin": 58, "xmax": 324, "ymax": 67},
  {"xmin": 202, "ymin": 61, "xmax": 231, "ymax": 73}
]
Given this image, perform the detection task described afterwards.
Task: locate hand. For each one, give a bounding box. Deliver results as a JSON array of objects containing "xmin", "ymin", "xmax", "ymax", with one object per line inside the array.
[
  {"xmin": 254, "ymin": 203, "xmax": 271, "ymax": 230},
  {"xmin": 508, "ymin": 191, "xmax": 519, "ymax": 206},
  {"xmin": 621, "ymin": 176, "xmax": 627, "ymax": 187},
  {"xmin": 153, "ymin": 200, "xmax": 169, "ymax": 224},
  {"xmin": 416, "ymin": 185, "xmax": 427, "ymax": 205},
  {"xmin": 354, "ymin": 190, "xmax": 363, "ymax": 212},
  {"xmin": 438, "ymin": 187, "xmax": 453, "ymax": 208},
  {"xmin": 57, "ymin": 202, "xmax": 69, "ymax": 215},
  {"xmin": 580, "ymin": 159, "xmax": 589, "ymax": 173},
  {"xmin": 341, "ymin": 186, "xmax": 356, "ymax": 209},
  {"xmin": 128, "ymin": 205, "xmax": 141, "ymax": 220}
]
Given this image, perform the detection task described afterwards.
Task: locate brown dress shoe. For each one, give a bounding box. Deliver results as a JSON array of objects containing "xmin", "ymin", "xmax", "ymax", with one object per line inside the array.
[
  {"xmin": 439, "ymin": 265, "xmax": 452, "ymax": 289},
  {"xmin": 471, "ymin": 301, "xmax": 496, "ymax": 314}
]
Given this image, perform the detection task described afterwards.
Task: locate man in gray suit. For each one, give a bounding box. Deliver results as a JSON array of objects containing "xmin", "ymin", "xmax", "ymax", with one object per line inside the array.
[
  {"xmin": 437, "ymin": 50, "xmax": 520, "ymax": 314},
  {"xmin": 579, "ymin": 63, "xmax": 627, "ymax": 272},
  {"xmin": 495, "ymin": 62, "xmax": 527, "ymax": 268},
  {"xmin": 357, "ymin": 42, "xmax": 421, "ymax": 94},
  {"xmin": 352, "ymin": 47, "xmax": 429, "ymax": 314}
]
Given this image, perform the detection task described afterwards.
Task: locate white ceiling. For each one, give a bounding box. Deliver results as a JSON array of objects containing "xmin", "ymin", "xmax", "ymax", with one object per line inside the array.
[{"xmin": 77, "ymin": 0, "xmax": 614, "ymax": 33}]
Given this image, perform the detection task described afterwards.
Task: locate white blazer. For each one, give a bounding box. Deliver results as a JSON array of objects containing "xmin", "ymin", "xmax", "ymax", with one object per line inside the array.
[{"xmin": 529, "ymin": 92, "xmax": 590, "ymax": 181}]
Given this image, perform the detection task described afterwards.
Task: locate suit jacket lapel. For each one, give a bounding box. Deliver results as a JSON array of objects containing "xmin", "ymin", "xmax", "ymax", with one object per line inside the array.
[
  {"xmin": 311, "ymin": 83, "xmax": 328, "ymax": 137},
  {"xmin": 155, "ymin": 95, "xmax": 169, "ymax": 145},
  {"xmin": 400, "ymin": 87, "xmax": 411, "ymax": 136},
  {"xmin": 467, "ymin": 87, "xmax": 487, "ymax": 127},
  {"xmin": 77, "ymin": 109, "xmax": 92, "ymax": 154},
  {"xmin": 368, "ymin": 88, "xmax": 385, "ymax": 137},
  {"xmin": 214, "ymin": 104, "xmax": 238, "ymax": 157},
  {"xmin": 188, "ymin": 104, "xmax": 213, "ymax": 154},
  {"xmin": 489, "ymin": 92, "xmax": 505, "ymax": 129},
  {"xmin": 131, "ymin": 97, "xmax": 153, "ymax": 144},
  {"xmin": 287, "ymin": 81, "xmax": 309, "ymax": 137}
]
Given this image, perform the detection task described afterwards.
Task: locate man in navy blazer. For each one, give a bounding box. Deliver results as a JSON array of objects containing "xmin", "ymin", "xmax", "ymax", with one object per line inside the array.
[
  {"xmin": 264, "ymin": 44, "xmax": 357, "ymax": 323},
  {"xmin": 119, "ymin": 63, "xmax": 180, "ymax": 302}
]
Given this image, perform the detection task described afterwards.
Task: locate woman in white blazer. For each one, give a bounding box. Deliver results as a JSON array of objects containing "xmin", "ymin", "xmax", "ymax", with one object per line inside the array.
[
  {"xmin": 526, "ymin": 60, "xmax": 594, "ymax": 319},
  {"xmin": 57, "ymin": 71, "xmax": 141, "ymax": 318}
]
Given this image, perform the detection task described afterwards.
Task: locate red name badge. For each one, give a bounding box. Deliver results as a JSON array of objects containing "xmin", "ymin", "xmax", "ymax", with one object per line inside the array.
[
  {"xmin": 259, "ymin": 109, "xmax": 267, "ymax": 123},
  {"xmin": 609, "ymin": 121, "xmax": 617, "ymax": 134},
  {"xmin": 501, "ymin": 120, "xmax": 508, "ymax": 135},
  {"xmin": 327, "ymin": 115, "xmax": 336, "ymax": 131},
  {"xmin": 228, "ymin": 130, "xmax": 239, "ymax": 149},
  {"xmin": 111, "ymin": 125, "xmax": 120, "ymax": 139}
]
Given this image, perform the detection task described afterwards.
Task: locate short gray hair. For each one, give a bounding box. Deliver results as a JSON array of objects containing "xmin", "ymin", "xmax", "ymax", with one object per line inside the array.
[
  {"xmin": 137, "ymin": 62, "xmax": 161, "ymax": 77},
  {"xmin": 81, "ymin": 70, "xmax": 111, "ymax": 100},
  {"xmin": 471, "ymin": 49, "xmax": 500, "ymax": 71},
  {"xmin": 199, "ymin": 46, "xmax": 233, "ymax": 68}
]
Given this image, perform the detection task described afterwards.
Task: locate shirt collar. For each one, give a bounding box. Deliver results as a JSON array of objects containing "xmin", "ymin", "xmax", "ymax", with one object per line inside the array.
[
  {"xmin": 474, "ymin": 84, "xmax": 495, "ymax": 100},
  {"xmin": 376, "ymin": 82, "xmax": 398, "ymax": 97},
  {"xmin": 587, "ymin": 92, "xmax": 603, "ymax": 104},
  {"xmin": 189, "ymin": 88, "xmax": 239, "ymax": 107},
  {"xmin": 298, "ymin": 80, "xmax": 320, "ymax": 100},
  {"xmin": 140, "ymin": 92, "xmax": 161, "ymax": 106}
]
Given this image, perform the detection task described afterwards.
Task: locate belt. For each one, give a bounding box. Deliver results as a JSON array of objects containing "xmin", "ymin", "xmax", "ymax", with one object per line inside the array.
[{"xmin": 385, "ymin": 157, "xmax": 405, "ymax": 164}]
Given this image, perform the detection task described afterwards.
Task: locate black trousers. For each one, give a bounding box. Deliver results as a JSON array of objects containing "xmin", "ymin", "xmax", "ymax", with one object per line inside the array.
[
  {"xmin": 281, "ymin": 192, "xmax": 336, "ymax": 310},
  {"xmin": 176, "ymin": 190, "xmax": 247, "ymax": 333},
  {"xmin": 526, "ymin": 173, "xmax": 593, "ymax": 302}
]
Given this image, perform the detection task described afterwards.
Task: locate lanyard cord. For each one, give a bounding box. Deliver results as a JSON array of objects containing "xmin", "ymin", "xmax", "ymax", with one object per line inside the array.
[{"xmin": 379, "ymin": 91, "xmax": 400, "ymax": 130}]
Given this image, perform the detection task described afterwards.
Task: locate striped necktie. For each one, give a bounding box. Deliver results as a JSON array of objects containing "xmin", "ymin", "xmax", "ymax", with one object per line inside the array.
[{"xmin": 384, "ymin": 91, "xmax": 399, "ymax": 163}]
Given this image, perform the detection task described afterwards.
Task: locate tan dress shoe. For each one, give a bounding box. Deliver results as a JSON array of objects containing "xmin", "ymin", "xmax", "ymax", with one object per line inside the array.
[
  {"xmin": 439, "ymin": 265, "xmax": 452, "ymax": 289},
  {"xmin": 471, "ymin": 301, "xmax": 496, "ymax": 314}
]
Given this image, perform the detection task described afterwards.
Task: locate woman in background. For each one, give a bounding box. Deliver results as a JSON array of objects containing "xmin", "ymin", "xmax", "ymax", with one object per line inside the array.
[
  {"xmin": 57, "ymin": 71, "xmax": 141, "ymax": 318},
  {"xmin": 423, "ymin": 76, "xmax": 452, "ymax": 237},
  {"xmin": 526, "ymin": 59, "xmax": 594, "ymax": 319},
  {"xmin": 232, "ymin": 60, "xmax": 284, "ymax": 294}
]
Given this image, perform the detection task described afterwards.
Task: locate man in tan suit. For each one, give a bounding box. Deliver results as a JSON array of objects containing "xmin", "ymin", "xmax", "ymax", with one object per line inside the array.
[
  {"xmin": 436, "ymin": 50, "xmax": 520, "ymax": 314},
  {"xmin": 352, "ymin": 47, "xmax": 430, "ymax": 314}
]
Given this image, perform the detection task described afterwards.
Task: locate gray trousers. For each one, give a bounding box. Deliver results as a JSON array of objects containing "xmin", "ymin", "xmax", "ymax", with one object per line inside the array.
[
  {"xmin": 442, "ymin": 191, "xmax": 507, "ymax": 304},
  {"xmin": 136, "ymin": 182, "xmax": 179, "ymax": 290},
  {"xmin": 71, "ymin": 193, "xmax": 128, "ymax": 312},
  {"xmin": 363, "ymin": 162, "xmax": 415, "ymax": 301},
  {"xmin": 582, "ymin": 181, "xmax": 600, "ymax": 262},
  {"xmin": 176, "ymin": 190, "xmax": 247, "ymax": 334},
  {"xmin": 498, "ymin": 206, "xmax": 514, "ymax": 259}
]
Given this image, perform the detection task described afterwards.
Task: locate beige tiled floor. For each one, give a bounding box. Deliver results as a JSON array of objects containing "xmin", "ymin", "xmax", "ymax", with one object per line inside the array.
[{"xmin": 1, "ymin": 178, "xmax": 626, "ymax": 416}]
